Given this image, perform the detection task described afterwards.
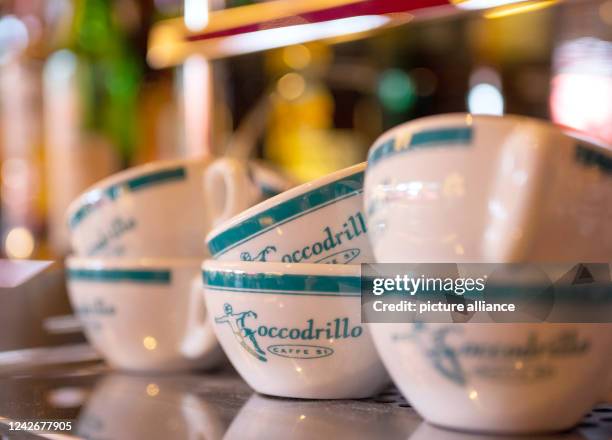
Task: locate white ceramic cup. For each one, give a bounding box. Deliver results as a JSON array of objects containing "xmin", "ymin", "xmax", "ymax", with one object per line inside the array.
[
  {"xmin": 364, "ymin": 113, "xmax": 612, "ymax": 263},
  {"xmin": 77, "ymin": 374, "xmax": 226, "ymax": 440},
  {"xmin": 66, "ymin": 257, "xmax": 223, "ymax": 372},
  {"xmin": 202, "ymin": 260, "xmax": 389, "ymax": 399},
  {"xmin": 206, "ymin": 162, "xmax": 374, "ymax": 264},
  {"xmin": 370, "ymin": 322, "xmax": 612, "ymax": 434},
  {"xmin": 66, "ymin": 157, "xmax": 293, "ymax": 257},
  {"xmin": 364, "ymin": 114, "xmax": 612, "ymax": 433}
]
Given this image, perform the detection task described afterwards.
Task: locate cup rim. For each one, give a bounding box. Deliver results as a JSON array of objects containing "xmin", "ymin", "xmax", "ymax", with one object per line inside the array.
[
  {"xmin": 367, "ymin": 113, "xmax": 612, "ymax": 170},
  {"xmin": 202, "ymin": 260, "xmax": 360, "ymax": 297},
  {"xmin": 205, "ymin": 162, "xmax": 366, "ymax": 257},
  {"xmin": 203, "ymin": 259, "xmax": 360, "ymax": 275},
  {"xmin": 370, "ymin": 113, "xmax": 575, "ymax": 143},
  {"xmin": 66, "ymin": 156, "xmax": 210, "ymax": 231}
]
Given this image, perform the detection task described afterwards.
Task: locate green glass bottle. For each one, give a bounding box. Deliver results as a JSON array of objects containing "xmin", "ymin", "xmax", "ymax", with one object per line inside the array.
[{"xmin": 70, "ymin": 0, "xmax": 142, "ymax": 164}]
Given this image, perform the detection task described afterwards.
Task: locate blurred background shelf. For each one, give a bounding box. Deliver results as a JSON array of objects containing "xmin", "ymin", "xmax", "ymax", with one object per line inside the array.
[
  {"xmin": 147, "ymin": 0, "xmax": 452, "ymax": 65},
  {"xmin": 1, "ymin": 0, "xmax": 610, "ymax": 262}
]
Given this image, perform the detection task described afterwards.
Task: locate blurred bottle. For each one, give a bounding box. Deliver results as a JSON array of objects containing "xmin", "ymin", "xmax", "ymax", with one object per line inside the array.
[
  {"xmin": 69, "ymin": 0, "xmax": 142, "ymax": 163},
  {"xmin": 44, "ymin": 0, "xmax": 143, "ymax": 256},
  {"xmin": 550, "ymin": 0, "xmax": 612, "ymax": 144},
  {"xmin": 264, "ymin": 43, "xmax": 365, "ymax": 182},
  {"xmin": 0, "ymin": 14, "xmax": 45, "ymax": 260}
]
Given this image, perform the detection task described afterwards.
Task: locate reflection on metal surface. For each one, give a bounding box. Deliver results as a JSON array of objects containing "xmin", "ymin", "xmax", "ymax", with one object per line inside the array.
[
  {"xmin": 0, "ymin": 344, "xmax": 100, "ymax": 374},
  {"xmin": 0, "ymin": 259, "xmax": 53, "ymax": 288},
  {"xmin": 76, "ymin": 374, "xmax": 227, "ymax": 440},
  {"xmin": 225, "ymin": 393, "xmax": 419, "ymax": 440},
  {"xmin": 43, "ymin": 315, "xmax": 83, "ymax": 335},
  {"xmin": 409, "ymin": 420, "xmax": 589, "ymax": 439},
  {"xmin": 46, "ymin": 387, "xmax": 89, "ymax": 409},
  {"xmin": 0, "ymin": 365, "xmax": 609, "ymax": 439}
]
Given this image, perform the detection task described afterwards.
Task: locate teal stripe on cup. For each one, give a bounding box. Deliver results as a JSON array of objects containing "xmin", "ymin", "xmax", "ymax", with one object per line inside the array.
[
  {"xmin": 367, "ymin": 138, "xmax": 395, "ymax": 168},
  {"xmin": 207, "ymin": 171, "xmax": 364, "ymax": 258},
  {"xmin": 69, "ymin": 167, "xmax": 187, "ymax": 230},
  {"xmin": 203, "ymin": 270, "xmax": 360, "ymax": 297},
  {"xmin": 67, "ymin": 268, "xmax": 172, "ymax": 284},
  {"xmin": 368, "ymin": 126, "xmax": 473, "ymax": 168},
  {"xmin": 410, "ymin": 126, "xmax": 472, "ymax": 147}
]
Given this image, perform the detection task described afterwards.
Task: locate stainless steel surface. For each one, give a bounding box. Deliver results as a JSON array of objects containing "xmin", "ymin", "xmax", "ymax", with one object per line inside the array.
[
  {"xmin": 42, "ymin": 315, "xmax": 83, "ymax": 336},
  {"xmin": 0, "ymin": 260, "xmax": 53, "ymax": 288},
  {"xmin": 0, "ymin": 344, "xmax": 100, "ymax": 374},
  {"xmin": 0, "ymin": 362, "xmax": 610, "ymax": 440},
  {"xmin": 0, "ymin": 263, "xmax": 83, "ymax": 352}
]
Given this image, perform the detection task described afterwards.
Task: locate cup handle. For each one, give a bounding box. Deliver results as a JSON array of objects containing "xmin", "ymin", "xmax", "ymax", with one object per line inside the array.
[
  {"xmin": 180, "ymin": 276, "xmax": 217, "ymax": 359},
  {"xmin": 482, "ymin": 123, "xmax": 550, "ymax": 262},
  {"xmin": 203, "ymin": 157, "xmax": 254, "ymax": 227}
]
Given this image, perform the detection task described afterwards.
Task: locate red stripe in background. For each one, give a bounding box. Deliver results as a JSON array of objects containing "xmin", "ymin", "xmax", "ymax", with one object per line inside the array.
[{"xmin": 186, "ymin": 0, "xmax": 452, "ymax": 42}]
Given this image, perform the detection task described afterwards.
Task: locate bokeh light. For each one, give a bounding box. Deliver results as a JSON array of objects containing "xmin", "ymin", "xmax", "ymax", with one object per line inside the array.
[
  {"xmin": 184, "ymin": 0, "xmax": 209, "ymax": 32},
  {"xmin": 146, "ymin": 383, "xmax": 160, "ymax": 396},
  {"xmin": 0, "ymin": 15, "xmax": 28, "ymax": 64},
  {"xmin": 277, "ymin": 72, "xmax": 306, "ymax": 100},
  {"xmin": 5, "ymin": 227, "xmax": 35, "ymax": 259},
  {"xmin": 143, "ymin": 336, "xmax": 158, "ymax": 350},
  {"xmin": 467, "ymin": 83, "xmax": 504, "ymax": 115},
  {"xmin": 282, "ymin": 45, "xmax": 311, "ymax": 70},
  {"xmin": 378, "ymin": 69, "xmax": 416, "ymax": 113},
  {"xmin": 468, "ymin": 67, "xmax": 504, "ymax": 115}
]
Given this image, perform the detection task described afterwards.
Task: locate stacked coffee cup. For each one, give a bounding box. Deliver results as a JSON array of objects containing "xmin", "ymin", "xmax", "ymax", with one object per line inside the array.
[
  {"xmin": 202, "ymin": 162, "xmax": 390, "ymax": 399},
  {"xmin": 204, "ymin": 113, "xmax": 612, "ymax": 432},
  {"xmin": 65, "ymin": 113, "xmax": 612, "ymax": 434},
  {"xmin": 65, "ymin": 156, "xmax": 294, "ymax": 371},
  {"xmin": 363, "ymin": 114, "xmax": 612, "ymax": 434}
]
